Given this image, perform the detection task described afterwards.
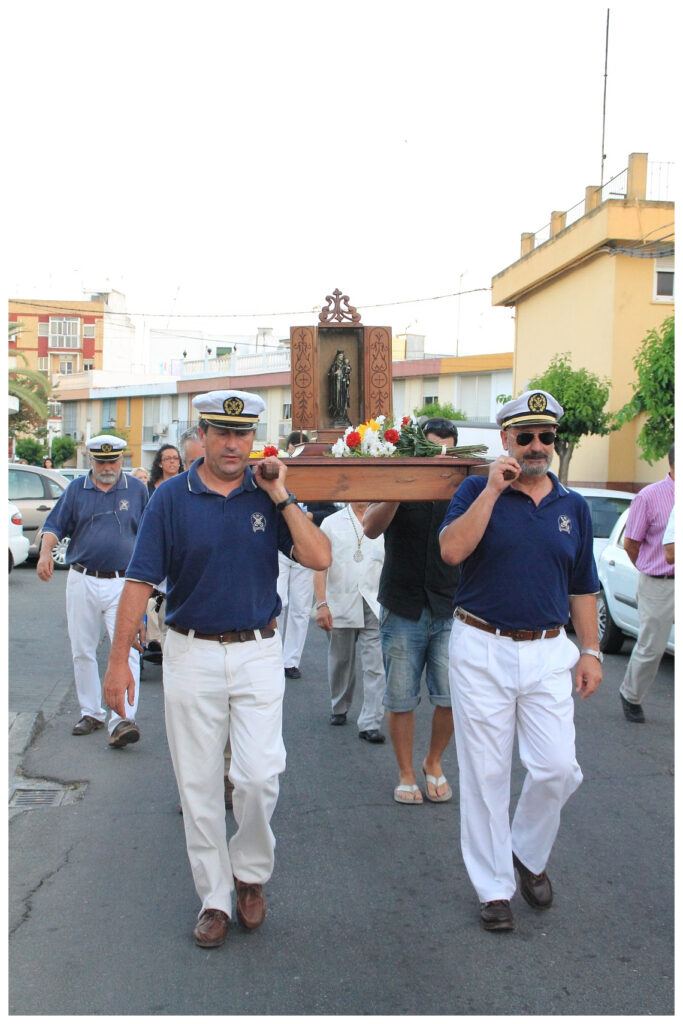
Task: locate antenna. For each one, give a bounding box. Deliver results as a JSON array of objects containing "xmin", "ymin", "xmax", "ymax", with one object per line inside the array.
[{"xmin": 600, "ymin": 9, "xmax": 610, "ymax": 189}]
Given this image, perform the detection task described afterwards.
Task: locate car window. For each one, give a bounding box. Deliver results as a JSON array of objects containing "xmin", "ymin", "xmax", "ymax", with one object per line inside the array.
[
  {"xmin": 584, "ymin": 496, "xmax": 633, "ymax": 538},
  {"xmin": 8, "ymin": 469, "xmax": 46, "ymax": 500},
  {"xmin": 45, "ymin": 477, "xmax": 67, "ymax": 498}
]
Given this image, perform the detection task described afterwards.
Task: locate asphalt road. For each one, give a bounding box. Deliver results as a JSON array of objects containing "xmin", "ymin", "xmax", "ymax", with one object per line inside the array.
[{"xmin": 8, "ymin": 564, "xmax": 675, "ymax": 1015}]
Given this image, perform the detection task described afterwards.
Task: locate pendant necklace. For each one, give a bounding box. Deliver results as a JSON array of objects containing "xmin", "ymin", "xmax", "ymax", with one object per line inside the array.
[{"xmin": 347, "ymin": 505, "xmax": 364, "ymax": 562}]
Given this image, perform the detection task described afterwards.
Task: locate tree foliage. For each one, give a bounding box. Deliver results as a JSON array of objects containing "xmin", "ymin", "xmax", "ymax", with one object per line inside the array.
[
  {"xmin": 527, "ymin": 353, "xmax": 614, "ymax": 484},
  {"xmin": 613, "ymin": 316, "xmax": 674, "ymax": 464},
  {"xmin": 15, "ymin": 438, "xmax": 45, "ymax": 465},
  {"xmin": 413, "ymin": 400, "xmax": 467, "ymax": 421},
  {"xmin": 9, "ymin": 324, "xmax": 51, "ymax": 438},
  {"xmin": 51, "ymin": 435, "xmax": 77, "ymax": 466}
]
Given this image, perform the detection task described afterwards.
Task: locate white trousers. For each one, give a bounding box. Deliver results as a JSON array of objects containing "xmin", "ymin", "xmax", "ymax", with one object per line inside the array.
[
  {"xmin": 620, "ymin": 574, "xmax": 675, "ymax": 705},
  {"xmin": 65, "ymin": 568, "xmax": 140, "ymax": 734},
  {"xmin": 448, "ymin": 620, "xmax": 583, "ymax": 902},
  {"xmin": 145, "ymin": 594, "xmax": 167, "ymax": 645},
  {"xmin": 328, "ymin": 601, "xmax": 386, "ymax": 731},
  {"xmin": 163, "ymin": 627, "xmax": 286, "ymax": 919},
  {"xmin": 277, "ymin": 553, "xmax": 314, "ymax": 669}
]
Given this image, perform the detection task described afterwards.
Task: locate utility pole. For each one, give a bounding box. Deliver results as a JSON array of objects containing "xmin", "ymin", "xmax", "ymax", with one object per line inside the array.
[{"xmin": 600, "ymin": 9, "xmax": 610, "ymax": 189}]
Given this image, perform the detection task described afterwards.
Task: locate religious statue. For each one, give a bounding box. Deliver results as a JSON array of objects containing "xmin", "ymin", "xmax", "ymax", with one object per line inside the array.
[{"xmin": 328, "ymin": 349, "xmax": 352, "ymax": 423}]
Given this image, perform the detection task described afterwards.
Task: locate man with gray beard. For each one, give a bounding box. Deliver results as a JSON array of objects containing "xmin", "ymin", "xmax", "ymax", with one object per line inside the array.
[{"xmin": 439, "ymin": 391, "xmax": 602, "ymax": 932}]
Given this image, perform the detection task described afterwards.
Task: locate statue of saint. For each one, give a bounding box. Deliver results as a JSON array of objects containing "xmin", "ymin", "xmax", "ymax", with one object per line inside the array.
[{"xmin": 328, "ymin": 350, "xmax": 351, "ymax": 422}]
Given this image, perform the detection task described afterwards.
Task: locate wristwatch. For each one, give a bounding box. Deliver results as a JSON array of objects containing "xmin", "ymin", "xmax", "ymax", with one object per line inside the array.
[
  {"xmin": 581, "ymin": 648, "xmax": 604, "ymax": 663},
  {"xmin": 276, "ymin": 494, "xmax": 299, "ymax": 512}
]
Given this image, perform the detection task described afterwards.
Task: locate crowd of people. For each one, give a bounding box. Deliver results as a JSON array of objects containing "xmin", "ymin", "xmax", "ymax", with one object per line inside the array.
[{"xmin": 34, "ymin": 387, "xmax": 674, "ymax": 944}]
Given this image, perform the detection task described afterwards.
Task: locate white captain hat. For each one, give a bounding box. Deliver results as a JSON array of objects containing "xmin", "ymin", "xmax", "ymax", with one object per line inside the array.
[
  {"xmin": 86, "ymin": 434, "xmax": 127, "ymax": 460},
  {"xmin": 192, "ymin": 389, "xmax": 265, "ymax": 431},
  {"xmin": 496, "ymin": 390, "xmax": 563, "ymax": 429}
]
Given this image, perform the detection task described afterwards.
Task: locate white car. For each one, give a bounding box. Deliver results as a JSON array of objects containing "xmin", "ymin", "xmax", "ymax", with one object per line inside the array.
[
  {"xmin": 573, "ymin": 487, "xmax": 634, "ymax": 561},
  {"xmin": 597, "ymin": 508, "xmax": 675, "ymax": 655},
  {"xmin": 8, "ymin": 502, "xmax": 30, "ymax": 573}
]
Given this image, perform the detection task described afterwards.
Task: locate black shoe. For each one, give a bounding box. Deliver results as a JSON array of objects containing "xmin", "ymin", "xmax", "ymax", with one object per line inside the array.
[
  {"xmin": 620, "ymin": 692, "xmax": 645, "ymax": 723},
  {"xmin": 359, "ymin": 729, "xmax": 385, "ymax": 744},
  {"xmin": 329, "ymin": 713, "xmax": 347, "ymax": 726},
  {"xmin": 284, "ymin": 666, "xmax": 301, "ymax": 679},
  {"xmin": 72, "ymin": 715, "xmax": 105, "ymax": 736},
  {"xmin": 480, "ymin": 900, "xmax": 514, "ymax": 931},
  {"xmin": 512, "ymin": 852, "xmax": 553, "ymax": 909}
]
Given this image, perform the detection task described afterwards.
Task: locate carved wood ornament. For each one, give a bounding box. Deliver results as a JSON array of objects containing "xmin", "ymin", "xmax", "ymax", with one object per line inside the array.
[{"xmin": 318, "ymin": 289, "xmax": 362, "ymax": 325}]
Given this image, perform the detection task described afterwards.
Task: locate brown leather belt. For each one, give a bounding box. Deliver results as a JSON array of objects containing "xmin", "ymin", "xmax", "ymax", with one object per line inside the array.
[
  {"xmin": 455, "ymin": 607, "xmax": 562, "ymax": 642},
  {"xmin": 169, "ymin": 621, "xmax": 277, "ymax": 644},
  {"xmin": 73, "ymin": 562, "xmax": 127, "ymax": 579}
]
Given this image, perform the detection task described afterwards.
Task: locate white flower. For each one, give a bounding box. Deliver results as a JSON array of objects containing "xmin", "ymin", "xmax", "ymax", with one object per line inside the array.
[{"xmin": 331, "ymin": 438, "xmax": 350, "ymax": 457}]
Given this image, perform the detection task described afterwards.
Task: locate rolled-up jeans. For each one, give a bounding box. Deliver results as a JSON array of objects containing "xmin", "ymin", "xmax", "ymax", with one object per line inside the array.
[{"xmin": 163, "ymin": 626, "xmax": 286, "ymax": 919}]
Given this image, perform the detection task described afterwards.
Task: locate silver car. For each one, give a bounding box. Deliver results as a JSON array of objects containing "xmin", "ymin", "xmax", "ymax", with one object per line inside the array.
[{"xmin": 7, "ymin": 463, "xmax": 71, "ymax": 568}]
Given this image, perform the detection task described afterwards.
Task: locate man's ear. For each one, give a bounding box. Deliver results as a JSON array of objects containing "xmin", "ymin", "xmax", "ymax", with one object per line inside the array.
[{"xmin": 500, "ymin": 429, "xmax": 509, "ymax": 452}]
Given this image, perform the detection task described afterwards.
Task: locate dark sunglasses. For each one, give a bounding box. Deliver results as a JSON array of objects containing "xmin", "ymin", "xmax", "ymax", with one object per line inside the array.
[{"xmin": 513, "ymin": 430, "xmax": 557, "ymax": 446}]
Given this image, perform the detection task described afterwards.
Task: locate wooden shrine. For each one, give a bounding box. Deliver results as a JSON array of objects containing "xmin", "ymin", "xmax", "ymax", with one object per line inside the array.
[{"xmin": 284, "ymin": 288, "xmax": 489, "ymax": 500}]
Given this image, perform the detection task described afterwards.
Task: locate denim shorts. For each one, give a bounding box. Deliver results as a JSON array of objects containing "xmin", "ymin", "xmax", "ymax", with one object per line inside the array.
[{"xmin": 379, "ymin": 606, "xmax": 452, "ymax": 711}]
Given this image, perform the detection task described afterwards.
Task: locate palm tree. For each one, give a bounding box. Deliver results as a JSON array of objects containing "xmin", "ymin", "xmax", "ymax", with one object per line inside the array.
[{"xmin": 9, "ymin": 321, "xmax": 51, "ymax": 421}]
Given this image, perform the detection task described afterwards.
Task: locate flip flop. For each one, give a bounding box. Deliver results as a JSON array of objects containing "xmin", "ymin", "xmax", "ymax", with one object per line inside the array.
[
  {"xmin": 422, "ymin": 765, "xmax": 453, "ymax": 803},
  {"xmin": 393, "ymin": 784, "xmax": 423, "ymax": 805}
]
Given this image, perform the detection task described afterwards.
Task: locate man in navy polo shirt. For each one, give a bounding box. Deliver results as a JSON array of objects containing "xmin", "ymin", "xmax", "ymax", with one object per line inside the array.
[
  {"xmin": 103, "ymin": 389, "xmax": 331, "ymax": 950},
  {"xmin": 439, "ymin": 390, "xmax": 602, "ymax": 932},
  {"xmin": 37, "ymin": 434, "xmax": 148, "ymax": 747}
]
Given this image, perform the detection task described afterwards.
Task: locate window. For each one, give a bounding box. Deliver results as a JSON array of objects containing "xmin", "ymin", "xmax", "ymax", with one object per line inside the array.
[
  {"xmin": 38, "ymin": 323, "xmax": 49, "ymax": 338},
  {"xmin": 101, "ymin": 399, "xmax": 117, "ymax": 430},
  {"xmin": 83, "ymin": 324, "xmax": 96, "ymax": 339},
  {"xmin": 460, "ymin": 374, "xmax": 492, "ymax": 421},
  {"xmin": 38, "ymin": 357, "xmax": 48, "ymax": 373},
  {"xmin": 423, "ymin": 378, "xmax": 438, "ymax": 405},
  {"xmin": 9, "ymin": 469, "xmax": 47, "ymax": 501},
  {"xmin": 83, "ymin": 361, "xmax": 94, "ymax": 371},
  {"xmin": 654, "ymin": 256, "xmax": 674, "ymax": 300},
  {"xmin": 282, "ymin": 403, "xmax": 292, "ymax": 419},
  {"xmin": 49, "ymin": 317, "xmax": 80, "ymax": 348},
  {"xmin": 59, "ymin": 358, "xmax": 75, "ymax": 375},
  {"xmin": 125, "ymin": 398, "xmax": 131, "ymax": 427},
  {"xmin": 48, "ymin": 401, "xmax": 62, "ymax": 418},
  {"xmin": 62, "ymin": 404, "xmax": 77, "ymax": 435}
]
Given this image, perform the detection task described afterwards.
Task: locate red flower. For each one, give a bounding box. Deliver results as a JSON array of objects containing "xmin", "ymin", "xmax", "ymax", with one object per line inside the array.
[
  {"xmin": 402, "ymin": 416, "xmax": 410, "ymax": 426},
  {"xmin": 346, "ymin": 431, "xmax": 362, "ymax": 448},
  {"xmin": 263, "ymin": 445, "xmax": 279, "ymax": 458},
  {"xmin": 384, "ymin": 428, "xmax": 400, "ymax": 444}
]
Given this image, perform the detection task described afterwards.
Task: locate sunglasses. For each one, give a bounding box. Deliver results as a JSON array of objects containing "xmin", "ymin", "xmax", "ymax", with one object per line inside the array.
[{"xmin": 512, "ymin": 430, "xmax": 557, "ymax": 446}]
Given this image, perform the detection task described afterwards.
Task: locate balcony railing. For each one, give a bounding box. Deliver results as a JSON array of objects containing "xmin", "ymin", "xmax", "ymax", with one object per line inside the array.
[{"xmin": 181, "ymin": 349, "xmax": 291, "ymax": 378}]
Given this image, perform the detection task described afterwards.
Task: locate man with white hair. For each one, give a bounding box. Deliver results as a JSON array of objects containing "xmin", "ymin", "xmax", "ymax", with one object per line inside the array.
[
  {"xmin": 440, "ymin": 390, "xmax": 602, "ymax": 932},
  {"xmin": 37, "ymin": 435, "xmax": 148, "ymax": 746},
  {"xmin": 104, "ymin": 390, "xmax": 331, "ymax": 950}
]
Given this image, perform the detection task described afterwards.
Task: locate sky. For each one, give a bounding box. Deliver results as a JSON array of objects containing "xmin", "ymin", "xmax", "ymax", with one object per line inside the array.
[{"xmin": 4, "ymin": 0, "xmax": 677, "ymax": 361}]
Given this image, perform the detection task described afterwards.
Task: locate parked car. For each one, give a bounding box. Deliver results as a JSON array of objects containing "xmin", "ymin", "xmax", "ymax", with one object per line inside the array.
[
  {"xmin": 58, "ymin": 467, "xmax": 90, "ymax": 480},
  {"xmin": 8, "ymin": 502, "xmax": 30, "ymax": 573},
  {"xmin": 7, "ymin": 463, "xmax": 71, "ymax": 568},
  {"xmin": 573, "ymin": 487, "xmax": 634, "ymax": 561},
  {"xmin": 597, "ymin": 508, "xmax": 675, "ymax": 655}
]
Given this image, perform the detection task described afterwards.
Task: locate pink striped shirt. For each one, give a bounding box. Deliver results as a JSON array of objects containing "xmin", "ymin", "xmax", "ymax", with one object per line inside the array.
[{"xmin": 624, "ymin": 473, "xmax": 675, "ymax": 576}]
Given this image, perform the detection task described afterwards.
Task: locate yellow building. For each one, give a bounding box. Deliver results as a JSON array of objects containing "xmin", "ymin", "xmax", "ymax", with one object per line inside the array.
[{"xmin": 492, "ymin": 153, "xmax": 674, "ymax": 489}]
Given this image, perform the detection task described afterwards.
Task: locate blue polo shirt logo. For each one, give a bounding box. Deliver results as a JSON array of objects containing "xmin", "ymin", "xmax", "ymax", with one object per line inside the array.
[
  {"xmin": 558, "ymin": 513, "xmax": 572, "ymax": 535},
  {"xmin": 251, "ymin": 512, "xmax": 266, "ymax": 533},
  {"xmin": 119, "ymin": 499, "xmax": 129, "ymax": 511}
]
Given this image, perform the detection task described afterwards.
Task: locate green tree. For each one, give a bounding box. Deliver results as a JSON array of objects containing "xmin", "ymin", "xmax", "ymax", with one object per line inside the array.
[
  {"xmin": 413, "ymin": 400, "xmax": 467, "ymax": 421},
  {"xmin": 527, "ymin": 354, "xmax": 614, "ymax": 484},
  {"xmin": 613, "ymin": 316, "xmax": 674, "ymax": 464},
  {"xmin": 9, "ymin": 322, "xmax": 51, "ymax": 439},
  {"xmin": 50, "ymin": 435, "xmax": 77, "ymax": 466},
  {"xmin": 15, "ymin": 438, "xmax": 46, "ymax": 465}
]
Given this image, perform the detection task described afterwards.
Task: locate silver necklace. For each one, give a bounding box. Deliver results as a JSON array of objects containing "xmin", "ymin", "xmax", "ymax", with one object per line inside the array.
[{"xmin": 347, "ymin": 506, "xmax": 364, "ymax": 562}]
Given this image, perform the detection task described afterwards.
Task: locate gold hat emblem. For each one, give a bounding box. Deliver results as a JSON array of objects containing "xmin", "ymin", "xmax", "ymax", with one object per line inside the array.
[
  {"xmin": 223, "ymin": 397, "xmax": 245, "ymax": 416},
  {"xmin": 528, "ymin": 393, "xmax": 548, "ymax": 414},
  {"xmin": 101, "ymin": 443, "xmax": 113, "ymax": 453}
]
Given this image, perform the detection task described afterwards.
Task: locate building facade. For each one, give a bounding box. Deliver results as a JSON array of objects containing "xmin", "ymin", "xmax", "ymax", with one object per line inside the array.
[{"xmin": 492, "ymin": 152, "xmax": 674, "ymax": 488}]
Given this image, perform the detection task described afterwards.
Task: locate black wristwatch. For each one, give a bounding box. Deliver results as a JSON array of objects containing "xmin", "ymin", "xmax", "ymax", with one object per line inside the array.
[{"xmin": 276, "ymin": 494, "xmax": 298, "ymax": 512}]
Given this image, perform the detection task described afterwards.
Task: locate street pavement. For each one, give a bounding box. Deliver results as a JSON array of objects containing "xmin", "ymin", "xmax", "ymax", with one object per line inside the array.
[{"xmin": 8, "ymin": 563, "xmax": 675, "ymax": 1015}]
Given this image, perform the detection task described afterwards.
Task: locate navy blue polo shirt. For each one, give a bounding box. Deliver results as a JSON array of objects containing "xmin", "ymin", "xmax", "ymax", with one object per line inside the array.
[
  {"xmin": 42, "ymin": 471, "xmax": 148, "ymax": 572},
  {"xmin": 125, "ymin": 459, "xmax": 295, "ymax": 633},
  {"xmin": 439, "ymin": 473, "xmax": 598, "ymax": 631}
]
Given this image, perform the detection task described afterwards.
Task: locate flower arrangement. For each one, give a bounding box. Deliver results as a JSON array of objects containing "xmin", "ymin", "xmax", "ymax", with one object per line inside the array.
[
  {"xmin": 331, "ymin": 415, "xmax": 488, "ymax": 459},
  {"xmin": 249, "ymin": 445, "xmax": 281, "ymax": 460}
]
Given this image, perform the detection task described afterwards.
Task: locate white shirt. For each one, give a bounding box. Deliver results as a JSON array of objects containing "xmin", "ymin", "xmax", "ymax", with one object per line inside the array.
[
  {"xmin": 662, "ymin": 506, "xmax": 675, "ymax": 546},
  {"xmin": 320, "ymin": 507, "xmax": 385, "ymax": 627}
]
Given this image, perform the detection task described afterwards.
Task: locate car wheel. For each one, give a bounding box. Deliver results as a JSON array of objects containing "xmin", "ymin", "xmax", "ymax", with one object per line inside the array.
[
  {"xmin": 52, "ymin": 536, "xmax": 71, "ymax": 569},
  {"xmin": 597, "ymin": 588, "xmax": 625, "ymax": 654}
]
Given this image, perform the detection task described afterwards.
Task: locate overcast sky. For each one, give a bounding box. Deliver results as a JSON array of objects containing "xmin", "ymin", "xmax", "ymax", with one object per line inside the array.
[{"xmin": 4, "ymin": 0, "xmax": 676, "ymax": 359}]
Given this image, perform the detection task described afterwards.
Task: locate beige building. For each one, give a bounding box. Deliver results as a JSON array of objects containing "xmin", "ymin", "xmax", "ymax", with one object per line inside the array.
[{"xmin": 492, "ymin": 152, "xmax": 674, "ymax": 489}]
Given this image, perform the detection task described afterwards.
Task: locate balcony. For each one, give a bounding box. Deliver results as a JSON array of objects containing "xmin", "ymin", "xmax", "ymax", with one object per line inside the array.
[{"xmin": 181, "ymin": 349, "xmax": 291, "ymax": 378}]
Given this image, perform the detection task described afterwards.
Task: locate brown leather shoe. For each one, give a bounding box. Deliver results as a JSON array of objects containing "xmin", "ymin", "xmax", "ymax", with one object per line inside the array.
[
  {"xmin": 224, "ymin": 775, "xmax": 235, "ymax": 809},
  {"xmin": 108, "ymin": 721, "xmax": 141, "ymax": 748},
  {"xmin": 72, "ymin": 716, "xmax": 105, "ymax": 736},
  {"xmin": 234, "ymin": 877, "xmax": 266, "ymax": 930},
  {"xmin": 480, "ymin": 899, "xmax": 514, "ymax": 931},
  {"xmin": 513, "ymin": 852, "xmax": 553, "ymax": 909},
  {"xmin": 193, "ymin": 908, "xmax": 230, "ymax": 948}
]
